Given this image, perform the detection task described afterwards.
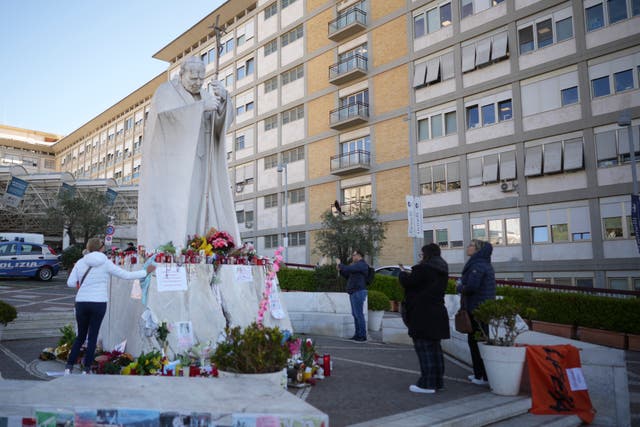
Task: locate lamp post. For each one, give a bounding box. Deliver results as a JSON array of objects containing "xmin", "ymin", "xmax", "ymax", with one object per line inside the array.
[{"xmin": 277, "ymin": 163, "xmax": 289, "ymax": 262}]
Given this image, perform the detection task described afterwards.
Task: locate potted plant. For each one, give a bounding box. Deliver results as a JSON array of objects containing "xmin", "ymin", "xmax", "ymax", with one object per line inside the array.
[
  {"xmin": 472, "ymin": 297, "xmax": 535, "ymax": 396},
  {"xmin": 211, "ymin": 322, "xmax": 289, "ymax": 388},
  {"xmin": 367, "ymin": 290, "xmax": 389, "ymax": 332},
  {"xmin": 0, "ymin": 300, "xmax": 17, "ymax": 341}
]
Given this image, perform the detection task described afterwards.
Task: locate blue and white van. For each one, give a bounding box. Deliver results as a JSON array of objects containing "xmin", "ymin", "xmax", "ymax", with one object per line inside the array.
[{"xmin": 0, "ymin": 241, "xmax": 60, "ymax": 281}]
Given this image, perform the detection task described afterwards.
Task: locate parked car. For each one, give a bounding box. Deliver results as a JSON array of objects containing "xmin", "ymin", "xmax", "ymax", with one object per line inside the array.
[
  {"xmin": 0, "ymin": 241, "xmax": 60, "ymax": 281},
  {"xmin": 375, "ymin": 265, "xmax": 411, "ymax": 278}
]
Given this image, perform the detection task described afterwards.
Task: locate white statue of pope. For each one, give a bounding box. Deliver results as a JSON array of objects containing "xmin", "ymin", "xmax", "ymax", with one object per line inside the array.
[{"xmin": 137, "ymin": 56, "xmax": 240, "ymax": 250}]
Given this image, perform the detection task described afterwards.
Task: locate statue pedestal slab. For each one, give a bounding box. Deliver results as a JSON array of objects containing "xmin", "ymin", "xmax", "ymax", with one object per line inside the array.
[{"xmin": 99, "ymin": 264, "xmax": 292, "ymax": 357}]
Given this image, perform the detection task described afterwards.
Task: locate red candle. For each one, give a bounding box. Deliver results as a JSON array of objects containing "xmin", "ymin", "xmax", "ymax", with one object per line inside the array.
[{"xmin": 323, "ymin": 354, "xmax": 331, "ymax": 377}]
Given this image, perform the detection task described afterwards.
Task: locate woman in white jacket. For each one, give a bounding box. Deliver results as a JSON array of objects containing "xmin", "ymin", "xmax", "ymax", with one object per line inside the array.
[{"xmin": 65, "ymin": 237, "xmax": 155, "ymax": 374}]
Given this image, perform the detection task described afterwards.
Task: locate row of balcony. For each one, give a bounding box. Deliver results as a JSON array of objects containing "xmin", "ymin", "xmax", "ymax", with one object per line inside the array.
[{"xmin": 327, "ymin": 6, "xmax": 370, "ymax": 174}]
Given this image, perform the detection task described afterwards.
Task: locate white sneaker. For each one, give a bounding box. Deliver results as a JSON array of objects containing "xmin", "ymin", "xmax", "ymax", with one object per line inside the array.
[
  {"xmin": 409, "ymin": 385, "xmax": 436, "ymax": 394},
  {"xmin": 467, "ymin": 374, "xmax": 476, "ymax": 381},
  {"xmin": 64, "ymin": 368, "xmax": 71, "ymax": 376},
  {"xmin": 81, "ymin": 371, "xmax": 89, "ymax": 375},
  {"xmin": 470, "ymin": 378, "xmax": 489, "ymax": 386}
]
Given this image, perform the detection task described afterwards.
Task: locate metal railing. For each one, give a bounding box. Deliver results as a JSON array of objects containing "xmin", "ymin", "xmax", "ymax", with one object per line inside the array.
[
  {"xmin": 329, "ymin": 54, "xmax": 368, "ymax": 80},
  {"xmin": 328, "ymin": 7, "xmax": 367, "ymax": 35},
  {"xmin": 329, "ymin": 102, "xmax": 369, "ymax": 125},
  {"xmin": 330, "ymin": 150, "xmax": 371, "ymax": 171}
]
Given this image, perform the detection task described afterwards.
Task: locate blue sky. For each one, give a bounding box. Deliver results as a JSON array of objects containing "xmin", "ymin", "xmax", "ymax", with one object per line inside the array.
[{"xmin": 0, "ymin": 0, "xmax": 225, "ymax": 136}]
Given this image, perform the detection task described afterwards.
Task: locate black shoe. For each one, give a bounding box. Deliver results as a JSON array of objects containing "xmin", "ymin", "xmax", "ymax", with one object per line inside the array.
[
  {"xmin": 354, "ymin": 336, "xmax": 367, "ymax": 342},
  {"xmin": 349, "ymin": 335, "xmax": 358, "ymax": 340}
]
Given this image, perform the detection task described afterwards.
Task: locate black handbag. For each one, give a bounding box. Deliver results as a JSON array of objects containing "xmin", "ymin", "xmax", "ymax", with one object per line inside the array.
[{"xmin": 455, "ymin": 297, "xmax": 474, "ymax": 334}]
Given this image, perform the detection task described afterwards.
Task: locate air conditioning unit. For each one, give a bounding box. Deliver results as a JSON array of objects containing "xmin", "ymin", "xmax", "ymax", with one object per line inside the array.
[
  {"xmin": 235, "ymin": 182, "xmax": 245, "ymax": 193},
  {"xmin": 245, "ymin": 221, "xmax": 253, "ymax": 229},
  {"xmin": 500, "ymin": 180, "xmax": 518, "ymax": 192}
]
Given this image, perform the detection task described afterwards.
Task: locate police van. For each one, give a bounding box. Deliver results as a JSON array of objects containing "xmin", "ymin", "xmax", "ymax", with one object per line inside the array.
[
  {"xmin": 0, "ymin": 232, "xmax": 45, "ymax": 244},
  {"xmin": 0, "ymin": 240, "xmax": 60, "ymax": 281}
]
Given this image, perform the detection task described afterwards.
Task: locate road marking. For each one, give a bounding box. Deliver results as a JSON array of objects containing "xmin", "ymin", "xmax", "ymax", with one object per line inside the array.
[{"xmin": 0, "ymin": 343, "xmax": 28, "ymax": 369}]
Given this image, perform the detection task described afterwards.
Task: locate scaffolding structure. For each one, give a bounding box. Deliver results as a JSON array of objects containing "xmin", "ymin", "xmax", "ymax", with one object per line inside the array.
[{"xmin": 0, "ymin": 166, "xmax": 138, "ymax": 240}]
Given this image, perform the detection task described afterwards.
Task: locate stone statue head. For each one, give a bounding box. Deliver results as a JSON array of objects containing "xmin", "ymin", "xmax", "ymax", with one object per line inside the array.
[{"xmin": 179, "ymin": 56, "xmax": 206, "ymax": 95}]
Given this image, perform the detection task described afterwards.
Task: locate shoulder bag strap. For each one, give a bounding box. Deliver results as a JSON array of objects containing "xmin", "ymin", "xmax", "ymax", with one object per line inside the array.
[{"xmin": 79, "ymin": 267, "xmax": 92, "ymax": 287}]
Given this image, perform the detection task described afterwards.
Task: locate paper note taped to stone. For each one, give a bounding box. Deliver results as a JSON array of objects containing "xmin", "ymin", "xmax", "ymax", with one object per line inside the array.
[
  {"xmin": 234, "ymin": 265, "xmax": 253, "ymax": 283},
  {"xmin": 156, "ymin": 266, "xmax": 188, "ymax": 292}
]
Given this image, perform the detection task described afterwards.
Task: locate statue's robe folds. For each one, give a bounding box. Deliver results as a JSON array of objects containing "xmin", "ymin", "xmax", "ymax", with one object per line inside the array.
[{"xmin": 137, "ymin": 79, "xmax": 240, "ymax": 250}]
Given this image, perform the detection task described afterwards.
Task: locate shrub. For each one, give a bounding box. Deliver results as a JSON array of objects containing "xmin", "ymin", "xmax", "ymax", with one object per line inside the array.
[
  {"xmin": 60, "ymin": 245, "xmax": 83, "ymax": 270},
  {"xmin": 314, "ymin": 265, "xmax": 346, "ymax": 292},
  {"xmin": 212, "ymin": 322, "xmax": 289, "ymax": 373},
  {"xmin": 498, "ymin": 286, "xmax": 640, "ymax": 334},
  {"xmin": 367, "ymin": 290, "xmax": 390, "ymax": 311},
  {"xmin": 277, "ymin": 268, "xmax": 315, "ymax": 291},
  {"xmin": 0, "ymin": 300, "xmax": 17, "ymax": 326},
  {"xmin": 473, "ymin": 297, "xmax": 535, "ymax": 346},
  {"xmin": 369, "ymin": 275, "xmax": 404, "ymax": 301}
]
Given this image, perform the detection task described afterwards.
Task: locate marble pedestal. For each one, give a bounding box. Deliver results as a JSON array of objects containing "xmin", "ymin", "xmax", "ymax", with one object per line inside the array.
[{"xmin": 99, "ymin": 264, "xmax": 292, "ymax": 358}]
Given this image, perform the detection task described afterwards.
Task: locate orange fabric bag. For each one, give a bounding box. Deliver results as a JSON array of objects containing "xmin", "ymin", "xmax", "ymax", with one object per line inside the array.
[{"xmin": 526, "ymin": 344, "xmax": 596, "ymax": 424}]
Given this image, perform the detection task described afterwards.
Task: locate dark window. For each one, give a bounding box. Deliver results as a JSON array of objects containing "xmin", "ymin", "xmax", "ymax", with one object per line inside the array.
[
  {"xmin": 592, "ymin": 76, "xmax": 611, "ymax": 97},
  {"xmin": 481, "ymin": 104, "xmax": 495, "ymax": 125},
  {"xmin": 561, "ymin": 86, "xmax": 579, "ymax": 105},
  {"xmin": 536, "ymin": 19, "xmax": 553, "ymax": 48},
  {"xmin": 607, "ymin": 0, "xmax": 628, "ymax": 23},
  {"xmin": 498, "ymin": 100, "xmax": 512, "ymax": 121},
  {"xmin": 614, "ymin": 69, "xmax": 634, "ymax": 92},
  {"xmin": 586, "ymin": 4, "xmax": 604, "ymax": 31},
  {"xmin": 466, "ymin": 105, "xmax": 479, "ymax": 129},
  {"xmin": 556, "ymin": 17, "xmax": 573, "ymax": 41},
  {"xmin": 518, "ymin": 26, "xmax": 534, "ymax": 54}
]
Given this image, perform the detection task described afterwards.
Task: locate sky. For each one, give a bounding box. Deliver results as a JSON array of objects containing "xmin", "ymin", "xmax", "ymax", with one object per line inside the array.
[{"xmin": 0, "ymin": 0, "xmax": 226, "ymax": 136}]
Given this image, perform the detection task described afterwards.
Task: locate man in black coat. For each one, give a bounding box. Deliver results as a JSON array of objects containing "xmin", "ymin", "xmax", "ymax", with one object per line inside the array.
[{"xmin": 399, "ymin": 243, "xmax": 450, "ymax": 393}]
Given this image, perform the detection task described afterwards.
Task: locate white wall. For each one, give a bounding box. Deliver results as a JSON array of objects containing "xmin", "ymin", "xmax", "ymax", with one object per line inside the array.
[{"xmin": 281, "ymin": 78, "xmax": 305, "ymax": 106}]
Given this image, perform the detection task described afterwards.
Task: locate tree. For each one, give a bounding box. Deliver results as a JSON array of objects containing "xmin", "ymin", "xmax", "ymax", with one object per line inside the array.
[
  {"xmin": 47, "ymin": 190, "xmax": 111, "ymax": 245},
  {"xmin": 314, "ymin": 208, "xmax": 387, "ymax": 264}
]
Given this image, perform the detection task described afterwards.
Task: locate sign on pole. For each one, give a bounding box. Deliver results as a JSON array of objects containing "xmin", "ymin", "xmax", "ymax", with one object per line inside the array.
[
  {"xmin": 105, "ymin": 223, "xmax": 115, "ymax": 247},
  {"xmin": 2, "ymin": 176, "xmax": 29, "ymax": 208},
  {"xmin": 406, "ymin": 195, "xmax": 424, "ymax": 238},
  {"xmin": 632, "ymin": 194, "xmax": 640, "ymax": 254}
]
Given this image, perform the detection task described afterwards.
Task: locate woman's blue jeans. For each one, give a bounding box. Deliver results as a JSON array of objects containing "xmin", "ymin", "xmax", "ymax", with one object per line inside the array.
[
  {"xmin": 349, "ymin": 289, "xmax": 368, "ymax": 339},
  {"xmin": 66, "ymin": 301, "xmax": 107, "ymax": 373}
]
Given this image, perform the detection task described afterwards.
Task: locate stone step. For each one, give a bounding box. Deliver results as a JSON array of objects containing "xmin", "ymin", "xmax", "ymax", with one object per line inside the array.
[
  {"xmin": 486, "ymin": 412, "xmax": 582, "ymax": 427},
  {"xmin": 348, "ymin": 392, "xmax": 531, "ymax": 427},
  {"xmin": 2, "ymin": 311, "xmax": 74, "ymax": 341}
]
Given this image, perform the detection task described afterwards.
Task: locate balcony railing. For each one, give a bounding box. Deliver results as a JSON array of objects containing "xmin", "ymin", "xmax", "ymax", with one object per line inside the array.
[
  {"xmin": 328, "ymin": 7, "xmax": 367, "ymax": 41},
  {"xmin": 329, "ymin": 102, "xmax": 369, "ymax": 130},
  {"xmin": 330, "ymin": 150, "xmax": 371, "ymax": 175},
  {"xmin": 329, "ymin": 54, "xmax": 368, "ymax": 85}
]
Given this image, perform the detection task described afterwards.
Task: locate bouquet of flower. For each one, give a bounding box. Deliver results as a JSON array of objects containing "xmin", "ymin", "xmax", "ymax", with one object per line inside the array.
[
  {"xmin": 205, "ymin": 228, "xmax": 235, "ymax": 255},
  {"xmin": 187, "ymin": 234, "xmax": 213, "ymax": 256}
]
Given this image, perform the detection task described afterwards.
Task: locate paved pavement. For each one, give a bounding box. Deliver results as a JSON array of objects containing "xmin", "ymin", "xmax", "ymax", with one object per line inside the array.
[{"xmin": 1, "ymin": 273, "xmax": 639, "ymax": 426}]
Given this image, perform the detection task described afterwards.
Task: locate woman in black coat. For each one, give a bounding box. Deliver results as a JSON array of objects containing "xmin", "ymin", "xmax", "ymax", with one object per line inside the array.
[{"xmin": 398, "ymin": 243, "xmax": 450, "ymax": 394}]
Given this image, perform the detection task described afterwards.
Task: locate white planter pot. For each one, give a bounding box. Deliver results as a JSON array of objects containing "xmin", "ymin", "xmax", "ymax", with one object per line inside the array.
[
  {"xmin": 218, "ymin": 368, "xmax": 288, "ymax": 389},
  {"xmin": 478, "ymin": 343, "xmax": 526, "ymax": 396},
  {"xmin": 368, "ymin": 310, "xmax": 384, "ymax": 331}
]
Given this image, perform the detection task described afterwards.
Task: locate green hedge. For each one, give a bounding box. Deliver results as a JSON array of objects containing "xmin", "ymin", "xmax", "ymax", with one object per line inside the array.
[
  {"xmin": 499, "ymin": 286, "xmax": 640, "ymax": 334},
  {"xmin": 277, "ymin": 266, "xmax": 403, "ymax": 300},
  {"xmin": 277, "ymin": 269, "xmax": 640, "ymax": 334},
  {"xmin": 276, "ymin": 268, "xmax": 316, "ymax": 292},
  {"xmin": 369, "ymin": 275, "xmax": 404, "ymax": 301}
]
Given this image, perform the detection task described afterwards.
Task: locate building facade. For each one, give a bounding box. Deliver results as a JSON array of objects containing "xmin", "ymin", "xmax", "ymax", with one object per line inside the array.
[{"xmin": 50, "ymin": 0, "xmax": 640, "ymax": 289}]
